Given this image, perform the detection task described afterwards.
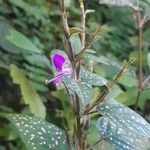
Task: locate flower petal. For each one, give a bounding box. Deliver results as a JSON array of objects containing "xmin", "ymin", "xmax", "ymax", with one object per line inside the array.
[
  {"xmin": 45, "ymin": 73, "xmax": 64, "ymax": 84},
  {"xmin": 52, "ymin": 53, "xmax": 65, "ymax": 71}
]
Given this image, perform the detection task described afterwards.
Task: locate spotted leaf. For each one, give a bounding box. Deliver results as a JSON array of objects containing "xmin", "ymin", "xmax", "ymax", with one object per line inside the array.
[
  {"xmin": 99, "ymin": 0, "xmax": 139, "ymax": 10},
  {"xmin": 80, "ymin": 67, "xmax": 108, "ymax": 87},
  {"xmin": 5, "ymin": 114, "xmax": 67, "ymax": 150},
  {"xmin": 97, "ymin": 117, "xmax": 150, "ymax": 150},
  {"xmin": 83, "ymin": 53, "xmax": 110, "ymax": 65},
  {"xmin": 70, "ymin": 33, "xmax": 82, "ymax": 55},
  {"xmin": 79, "ymin": 82, "xmax": 93, "ymax": 104},
  {"xmin": 63, "ymin": 76, "xmax": 93, "ymax": 104},
  {"xmin": 96, "ymin": 99, "xmax": 150, "ymax": 150},
  {"xmin": 83, "ymin": 53, "xmax": 122, "ymax": 69}
]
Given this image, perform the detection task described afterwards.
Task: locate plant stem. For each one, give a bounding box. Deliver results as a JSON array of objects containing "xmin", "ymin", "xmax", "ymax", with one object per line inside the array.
[
  {"xmin": 75, "ymin": 106, "xmax": 82, "ymax": 150},
  {"xmin": 59, "ymin": 0, "xmax": 74, "ymax": 62},
  {"xmin": 59, "ymin": 1, "xmax": 82, "ymax": 149},
  {"xmin": 83, "ymin": 65, "xmax": 128, "ymax": 115},
  {"xmin": 75, "ymin": 26, "xmax": 105, "ymax": 62},
  {"xmin": 79, "ymin": 0, "xmax": 86, "ymax": 47},
  {"xmin": 79, "ymin": 1, "xmax": 87, "ymax": 149},
  {"xmin": 134, "ymin": 11, "xmax": 143, "ymax": 111}
]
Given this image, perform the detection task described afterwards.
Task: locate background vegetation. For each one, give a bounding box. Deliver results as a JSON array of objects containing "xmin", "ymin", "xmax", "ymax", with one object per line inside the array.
[{"xmin": 0, "ymin": 0, "xmax": 149, "ymax": 149}]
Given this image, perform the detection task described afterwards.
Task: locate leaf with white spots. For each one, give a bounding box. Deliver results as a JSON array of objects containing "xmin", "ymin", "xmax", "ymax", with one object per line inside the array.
[
  {"xmin": 97, "ymin": 117, "xmax": 150, "ymax": 150},
  {"xmin": 83, "ymin": 53, "xmax": 110, "ymax": 65},
  {"xmin": 83, "ymin": 53, "xmax": 122, "ymax": 69},
  {"xmin": 99, "ymin": 0, "xmax": 140, "ymax": 10},
  {"xmin": 63, "ymin": 76, "xmax": 93, "ymax": 104},
  {"xmin": 70, "ymin": 33, "xmax": 82, "ymax": 55},
  {"xmin": 64, "ymin": 0, "xmax": 71, "ymax": 8},
  {"xmin": 96, "ymin": 99, "xmax": 150, "ymax": 150},
  {"xmin": 80, "ymin": 67, "xmax": 108, "ymax": 87},
  {"xmin": 80, "ymin": 82, "xmax": 93, "ymax": 104},
  {"xmin": 5, "ymin": 114, "xmax": 67, "ymax": 150}
]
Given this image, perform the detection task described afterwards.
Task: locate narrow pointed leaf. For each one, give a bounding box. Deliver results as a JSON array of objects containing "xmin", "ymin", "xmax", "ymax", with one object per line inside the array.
[
  {"xmin": 69, "ymin": 27, "xmax": 83, "ymax": 35},
  {"xmin": 25, "ymin": 55, "xmax": 51, "ymax": 69},
  {"xmin": 7, "ymin": 29, "xmax": 42, "ymax": 54}
]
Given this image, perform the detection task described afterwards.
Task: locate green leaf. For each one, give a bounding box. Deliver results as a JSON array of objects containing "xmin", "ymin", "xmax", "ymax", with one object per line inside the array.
[
  {"xmin": 25, "ymin": 55, "xmax": 51, "ymax": 69},
  {"xmin": 87, "ymin": 119, "xmax": 99, "ymax": 145},
  {"xmin": 54, "ymin": 90, "xmax": 75, "ymax": 137},
  {"xmin": 23, "ymin": 64, "xmax": 50, "ymax": 77},
  {"xmin": 64, "ymin": 0, "xmax": 71, "ymax": 8},
  {"xmin": 138, "ymin": 88, "xmax": 150, "ymax": 110},
  {"xmin": 83, "ymin": 53, "xmax": 122, "ymax": 70},
  {"xmin": 148, "ymin": 53, "xmax": 150, "ymax": 69},
  {"xmin": 80, "ymin": 82, "xmax": 93, "ymax": 104},
  {"xmin": 80, "ymin": 67, "xmax": 108, "ymax": 87},
  {"xmin": 32, "ymin": 82, "xmax": 49, "ymax": 92},
  {"xmin": 107, "ymin": 85, "xmax": 123, "ymax": 99},
  {"xmin": 7, "ymin": 29, "xmax": 42, "ymax": 54},
  {"xmin": 63, "ymin": 76, "xmax": 93, "ymax": 104},
  {"xmin": 116, "ymin": 88, "xmax": 137, "ymax": 106},
  {"xmin": 9, "ymin": 0, "xmax": 46, "ymax": 20},
  {"xmin": 83, "ymin": 53, "xmax": 111, "ymax": 65},
  {"xmin": 118, "ymin": 74, "xmax": 137, "ymax": 87},
  {"xmin": 85, "ymin": 9, "xmax": 95, "ymax": 15},
  {"xmin": 10, "ymin": 64, "xmax": 46, "ymax": 118},
  {"xmin": 3, "ymin": 114, "xmax": 67, "ymax": 150},
  {"xmin": 99, "ymin": 0, "xmax": 139, "ymax": 10},
  {"xmin": 70, "ymin": 33, "xmax": 82, "ymax": 54},
  {"xmin": 69, "ymin": 27, "xmax": 83, "ymax": 35},
  {"xmin": 0, "ymin": 21, "xmax": 25, "ymax": 54},
  {"xmin": 97, "ymin": 99, "xmax": 150, "ymax": 150}
]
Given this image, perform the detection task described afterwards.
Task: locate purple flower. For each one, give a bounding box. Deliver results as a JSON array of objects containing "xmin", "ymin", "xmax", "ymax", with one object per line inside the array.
[
  {"xmin": 53, "ymin": 54, "xmax": 65, "ymax": 71},
  {"xmin": 45, "ymin": 52, "xmax": 72, "ymax": 85}
]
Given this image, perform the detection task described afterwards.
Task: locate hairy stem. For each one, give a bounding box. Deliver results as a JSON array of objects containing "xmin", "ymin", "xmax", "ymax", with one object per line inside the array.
[
  {"xmin": 59, "ymin": 1, "xmax": 82, "ymax": 149},
  {"xmin": 75, "ymin": 26, "xmax": 105, "ymax": 62},
  {"xmin": 79, "ymin": 0, "xmax": 86, "ymax": 46},
  {"xmin": 59, "ymin": 0, "xmax": 74, "ymax": 62},
  {"xmin": 79, "ymin": 0, "xmax": 88, "ymax": 149}
]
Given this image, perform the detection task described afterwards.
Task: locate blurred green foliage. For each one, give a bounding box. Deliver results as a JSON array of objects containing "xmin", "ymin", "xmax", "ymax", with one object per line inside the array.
[{"xmin": 0, "ymin": 0, "xmax": 149, "ymax": 149}]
